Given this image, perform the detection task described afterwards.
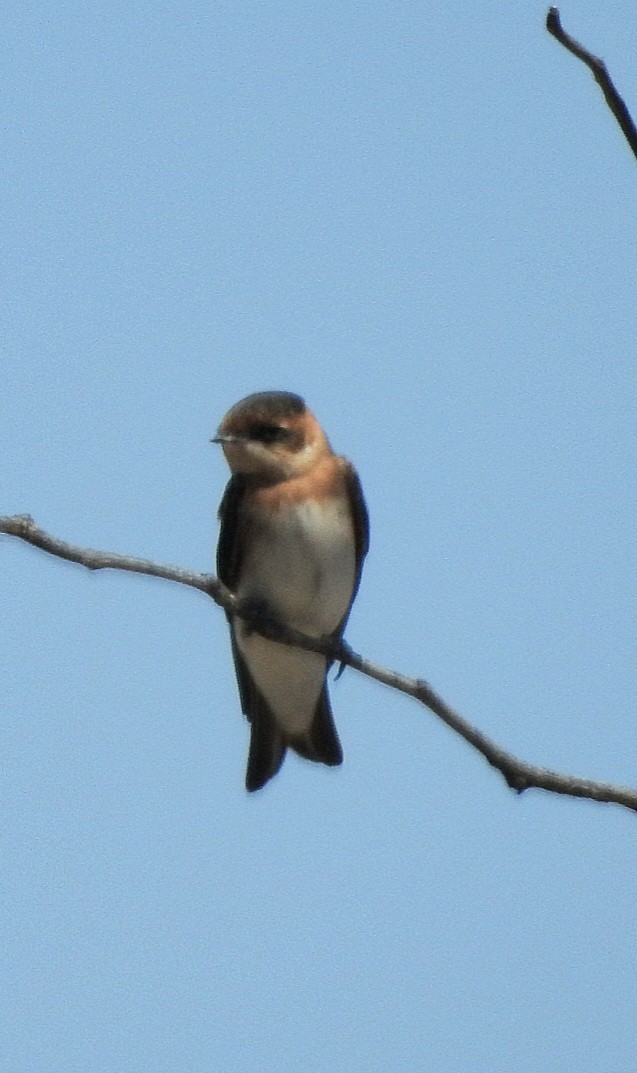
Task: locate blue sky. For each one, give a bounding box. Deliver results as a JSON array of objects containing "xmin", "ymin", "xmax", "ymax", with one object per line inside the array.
[{"xmin": 2, "ymin": 2, "xmax": 636, "ymax": 1070}]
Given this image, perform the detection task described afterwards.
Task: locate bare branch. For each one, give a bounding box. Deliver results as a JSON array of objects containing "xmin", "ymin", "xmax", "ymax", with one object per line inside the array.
[
  {"xmin": 3, "ymin": 513, "xmax": 636, "ymax": 812},
  {"xmin": 0, "ymin": 513, "xmax": 230, "ymax": 600},
  {"xmin": 546, "ymin": 7, "xmax": 637, "ymax": 161}
]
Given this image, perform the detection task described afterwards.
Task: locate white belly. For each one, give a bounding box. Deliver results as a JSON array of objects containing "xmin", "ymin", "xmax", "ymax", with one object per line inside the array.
[{"xmin": 235, "ymin": 497, "xmax": 355, "ymax": 733}]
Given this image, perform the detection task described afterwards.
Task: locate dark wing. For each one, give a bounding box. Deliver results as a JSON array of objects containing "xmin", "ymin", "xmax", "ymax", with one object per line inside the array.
[
  {"xmin": 345, "ymin": 461, "xmax": 370, "ymax": 596},
  {"xmin": 216, "ymin": 475, "xmax": 254, "ymax": 712},
  {"xmin": 216, "ymin": 475, "xmax": 248, "ymax": 595},
  {"xmin": 336, "ymin": 460, "xmax": 370, "ymax": 637},
  {"xmin": 217, "ymin": 476, "xmax": 289, "ymax": 790}
]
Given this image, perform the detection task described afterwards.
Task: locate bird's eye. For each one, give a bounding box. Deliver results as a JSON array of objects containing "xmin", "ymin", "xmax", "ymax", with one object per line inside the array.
[{"xmin": 248, "ymin": 423, "xmax": 287, "ymax": 444}]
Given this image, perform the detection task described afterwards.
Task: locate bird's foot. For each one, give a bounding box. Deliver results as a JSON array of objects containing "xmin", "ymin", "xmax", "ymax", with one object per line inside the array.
[{"xmin": 237, "ymin": 597, "xmax": 287, "ymax": 641}]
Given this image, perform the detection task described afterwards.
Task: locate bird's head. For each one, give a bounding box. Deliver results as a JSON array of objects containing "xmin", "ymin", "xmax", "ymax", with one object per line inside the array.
[{"xmin": 212, "ymin": 391, "xmax": 330, "ymax": 481}]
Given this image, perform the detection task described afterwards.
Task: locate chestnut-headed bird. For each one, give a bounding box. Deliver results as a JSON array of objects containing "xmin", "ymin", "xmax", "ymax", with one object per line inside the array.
[{"xmin": 213, "ymin": 391, "xmax": 369, "ymax": 791}]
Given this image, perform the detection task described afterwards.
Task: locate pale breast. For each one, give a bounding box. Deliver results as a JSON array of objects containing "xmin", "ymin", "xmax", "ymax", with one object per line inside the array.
[{"xmin": 238, "ymin": 496, "xmax": 356, "ymax": 636}]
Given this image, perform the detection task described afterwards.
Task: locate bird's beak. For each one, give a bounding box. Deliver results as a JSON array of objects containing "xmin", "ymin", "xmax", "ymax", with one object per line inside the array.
[{"xmin": 211, "ymin": 433, "xmax": 236, "ymax": 445}]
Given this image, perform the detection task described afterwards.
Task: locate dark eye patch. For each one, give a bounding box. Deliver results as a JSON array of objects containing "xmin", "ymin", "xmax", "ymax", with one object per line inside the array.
[{"xmin": 247, "ymin": 422, "xmax": 289, "ymax": 444}]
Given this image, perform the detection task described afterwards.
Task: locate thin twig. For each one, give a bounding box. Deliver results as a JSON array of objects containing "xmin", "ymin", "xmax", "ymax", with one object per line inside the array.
[
  {"xmin": 546, "ymin": 7, "xmax": 637, "ymax": 160},
  {"xmin": 3, "ymin": 513, "xmax": 635, "ymax": 812}
]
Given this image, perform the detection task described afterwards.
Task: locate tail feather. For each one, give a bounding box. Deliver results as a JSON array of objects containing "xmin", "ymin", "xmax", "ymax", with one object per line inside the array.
[
  {"xmin": 245, "ymin": 686, "xmax": 342, "ymax": 791},
  {"xmin": 246, "ymin": 716, "xmax": 286, "ymax": 792},
  {"xmin": 289, "ymin": 686, "xmax": 343, "ymax": 767}
]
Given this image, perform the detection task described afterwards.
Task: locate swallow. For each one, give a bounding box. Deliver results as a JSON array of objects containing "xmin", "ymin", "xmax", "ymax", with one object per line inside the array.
[{"xmin": 213, "ymin": 390, "xmax": 369, "ymax": 791}]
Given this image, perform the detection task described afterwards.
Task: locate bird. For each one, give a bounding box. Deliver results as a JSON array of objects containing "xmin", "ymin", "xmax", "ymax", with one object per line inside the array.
[{"xmin": 213, "ymin": 390, "xmax": 369, "ymax": 791}]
